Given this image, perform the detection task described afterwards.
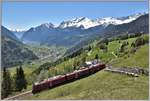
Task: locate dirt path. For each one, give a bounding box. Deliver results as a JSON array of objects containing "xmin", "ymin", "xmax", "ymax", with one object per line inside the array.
[{"xmin": 111, "ymin": 52, "xmax": 118, "ymax": 58}]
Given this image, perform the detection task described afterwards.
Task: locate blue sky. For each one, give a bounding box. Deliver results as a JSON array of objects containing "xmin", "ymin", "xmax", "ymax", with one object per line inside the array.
[{"xmin": 2, "ymin": 1, "xmax": 148, "ymax": 30}]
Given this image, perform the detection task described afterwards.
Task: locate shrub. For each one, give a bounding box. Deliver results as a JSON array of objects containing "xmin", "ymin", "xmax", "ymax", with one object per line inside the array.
[
  {"xmin": 99, "ymin": 38, "xmax": 109, "ymax": 45},
  {"xmin": 37, "ymin": 70, "xmax": 49, "ymax": 82},
  {"xmin": 119, "ymin": 41, "xmax": 128, "ymax": 52},
  {"xmin": 95, "ymin": 54, "xmax": 99, "ymax": 60},
  {"xmin": 131, "ymin": 36, "xmax": 148, "ymax": 48},
  {"xmin": 99, "ymin": 43, "xmax": 106, "ymax": 49},
  {"xmin": 143, "ymin": 35, "xmax": 149, "ymax": 43}
]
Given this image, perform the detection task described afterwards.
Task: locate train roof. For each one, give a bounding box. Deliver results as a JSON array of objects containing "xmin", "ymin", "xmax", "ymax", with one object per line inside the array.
[
  {"xmin": 85, "ymin": 61, "xmax": 92, "ymax": 65},
  {"xmin": 34, "ymin": 75, "xmax": 64, "ymax": 85}
]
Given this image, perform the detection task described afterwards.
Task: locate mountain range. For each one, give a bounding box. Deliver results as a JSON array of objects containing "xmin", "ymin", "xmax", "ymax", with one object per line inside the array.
[
  {"xmin": 14, "ymin": 12, "xmax": 148, "ymax": 47},
  {"xmin": 58, "ymin": 13, "xmax": 144, "ymax": 29},
  {"xmin": 66, "ymin": 14, "xmax": 148, "ymax": 55},
  {"xmin": 2, "ymin": 12, "xmax": 149, "ymax": 67}
]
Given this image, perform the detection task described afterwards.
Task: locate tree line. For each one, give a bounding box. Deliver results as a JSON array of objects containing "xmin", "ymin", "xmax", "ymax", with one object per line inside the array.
[{"xmin": 1, "ymin": 65, "xmax": 27, "ymax": 99}]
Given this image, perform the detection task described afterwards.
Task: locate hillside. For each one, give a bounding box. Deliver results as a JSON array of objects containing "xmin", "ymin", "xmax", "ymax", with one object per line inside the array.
[
  {"xmin": 110, "ymin": 44, "xmax": 149, "ymax": 68},
  {"xmin": 1, "ymin": 26, "xmax": 38, "ymax": 68},
  {"xmin": 2, "ymin": 2, "xmax": 149, "ymax": 100},
  {"xmin": 37, "ymin": 34, "xmax": 148, "ymax": 73},
  {"xmin": 65, "ymin": 14, "xmax": 148, "ymax": 55},
  {"xmin": 19, "ymin": 71, "xmax": 148, "ymax": 100},
  {"xmin": 11, "ymin": 34, "xmax": 149, "ymax": 100}
]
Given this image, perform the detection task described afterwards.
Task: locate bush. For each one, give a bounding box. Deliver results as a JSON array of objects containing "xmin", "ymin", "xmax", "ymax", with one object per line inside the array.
[
  {"xmin": 119, "ymin": 41, "xmax": 129, "ymax": 52},
  {"xmin": 143, "ymin": 35, "xmax": 149, "ymax": 43},
  {"xmin": 37, "ymin": 70, "xmax": 49, "ymax": 82},
  {"xmin": 128, "ymin": 33, "xmax": 142, "ymax": 38},
  {"xmin": 130, "ymin": 47, "xmax": 137, "ymax": 53},
  {"xmin": 98, "ymin": 38, "xmax": 109, "ymax": 45},
  {"xmin": 135, "ymin": 37, "xmax": 145, "ymax": 46},
  {"xmin": 99, "ymin": 43, "xmax": 106, "ymax": 50},
  {"xmin": 131, "ymin": 36, "xmax": 148, "ymax": 48},
  {"xmin": 95, "ymin": 54, "xmax": 99, "ymax": 60}
]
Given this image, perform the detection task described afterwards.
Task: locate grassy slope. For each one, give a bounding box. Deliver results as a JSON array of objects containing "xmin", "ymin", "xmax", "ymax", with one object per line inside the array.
[
  {"xmin": 87, "ymin": 36, "xmax": 149, "ymax": 68},
  {"xmin": 8, "ymin": 35, "xmax": 149, "ymax": 99},
  {"xmin": 111, "ymin": 44, "xmax": 149, "ymax": 68},
  {"xmin": 20, "ymin": 71, "xmax": 148, "ymax": 100},
  {"xmin": 86, "ymin": 37, "xmax": 136, "ymax": 63}
]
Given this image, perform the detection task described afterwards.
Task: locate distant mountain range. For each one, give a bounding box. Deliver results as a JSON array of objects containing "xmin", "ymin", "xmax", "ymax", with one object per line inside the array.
[
  {"xmin": 13, "ymin": 12, "xmax": 147, "ymax": 47},
  {"xmin": 1, "ymin": 26, "xmax": 38, "ymax": 68},
  {"xmin": 11, "ymin": 30, "xmax": 26, "ymax": 39},
  {"xmin": 2, "ymin": 12, "xmax": 148, "ymax": 67},
  {"xmin": 58, "ymin": 13, "xmax": 144, "ymax": 29}
]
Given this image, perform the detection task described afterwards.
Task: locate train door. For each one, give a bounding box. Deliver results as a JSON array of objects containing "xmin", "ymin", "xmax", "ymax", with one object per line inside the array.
[{"xmin": 49, "ymin": 81, "xmax": 53, "ymax": 88}]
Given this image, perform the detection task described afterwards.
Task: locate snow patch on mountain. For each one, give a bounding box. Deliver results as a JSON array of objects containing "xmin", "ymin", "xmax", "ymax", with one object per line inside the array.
[
  {"xmin": 11, "ymin": 12, "xmax": 146, "ymax": 33},
  {"xmin": 10, "ymin": 29, "xmax": 26, "ymax": 32},
  {"xmin": 59, "ymin": 12, "xmax": 144, "ymax": 29},
  {"xmin": 39, "ymin": 23, "xmax": 56, "ymax": 28},
  {"xmin": 11, "ymin": 30, "xmax": 26, "ymax": 39},
  {"xmin": 59, "ymin": 17, "xmax": 100, "ymax": 29}
]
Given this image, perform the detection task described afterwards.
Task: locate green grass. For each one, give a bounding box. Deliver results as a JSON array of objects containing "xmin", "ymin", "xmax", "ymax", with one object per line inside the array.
[
  {"xmin": 7, "ymin": 35, "xmax": 149, "ymax": 99},
  {"xmin": 20, "ymin": 70, "xmax": 149, "ymax": 100},
  {"xmin": 86, "ymin": 35, "xmax": 149, "ymax": 68},
  {"xmin": 110, "ymin": 44, "xmax": 149, "ymax": 68},
  {"xmin": 9, "ymin": 64, "xmax": 37, "ymax": 75},
  {"xmin": 86, "ymin": 37, "xmax": 137, "ymax": 62}
]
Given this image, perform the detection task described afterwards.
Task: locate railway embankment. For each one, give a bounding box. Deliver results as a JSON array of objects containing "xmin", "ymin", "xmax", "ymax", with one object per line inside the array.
[{"xmin": 105, "ymin": 65, "xmax": 149, "ymax": 77}]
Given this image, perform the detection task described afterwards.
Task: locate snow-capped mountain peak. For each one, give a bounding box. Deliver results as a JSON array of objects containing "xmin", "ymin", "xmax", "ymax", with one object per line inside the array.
[
  {"xmin": 58, "ymin": 12, "xmax": 145, "ymax": 29},
  {"xmin": 9, "ymin": 12, "xmax": 146, "ymax": 32},
  {"xmin": 71, "ymin": 17, "xmax": 91, "ymax": 22},
  {"xmin": 101, "ymin": 17, "xmax": 115, "ymax": 20},
  {"xmin": 96, "ymin": 17, "xmax": 118, "ymax": 26},
  {"xmin": 40, "ymin": 23, "xmax": 55, "ymax": 28},
  {"xmin": 59, "ymin": 17, "xmax": 100, "ymax": 29},
  {"xmin": 96, "ymin": 13, "xmax": 144, "ymax": 26}
]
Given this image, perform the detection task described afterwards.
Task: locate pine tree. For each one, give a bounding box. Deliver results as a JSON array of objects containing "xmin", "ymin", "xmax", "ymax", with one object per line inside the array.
[
  {"xmin": 19, "ymin": 66, "xmax": 27, "ymax": 90},
  {"xmin": 15, "ymin": 68, "xmax": 20, "ymax": 91},
  {"xmin": 2, "ymin": 67, "xmax": 12, "ymax": 98},
  {"xmin": 20, "ymin": 67, "xmax": 27, "ymax": 89},
  {"xmin": 15, "ymin": 65, "xmax": 27, "ymax": 91}
]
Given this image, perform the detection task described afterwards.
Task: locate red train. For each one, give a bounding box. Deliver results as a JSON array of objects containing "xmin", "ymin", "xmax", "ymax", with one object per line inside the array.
[{"xmin": 32, "ymin": 63, "xmax": 105, "ymax": 93}]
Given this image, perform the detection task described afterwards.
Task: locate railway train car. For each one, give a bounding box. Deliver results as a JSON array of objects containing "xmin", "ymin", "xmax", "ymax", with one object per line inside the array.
[{"xmin": 32, "ymin": 63, "xmax": 106, "ymax": 94}]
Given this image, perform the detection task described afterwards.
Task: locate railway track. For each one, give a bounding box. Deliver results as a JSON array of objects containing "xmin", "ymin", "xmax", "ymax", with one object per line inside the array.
[
  {"xmin": 3, "ymin": 65, "xmax": 141, "ymax": 100},
  {"xmin": 4, "ymin": 65, "xmax": 132, "ymax": 100},
  {"xmin": 3, "ymin": 62, "xmax": 105, "ymax": 100},
  {"xmin": 3, "ymin": 90, "xmax": 32, "ymax": 100}
]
